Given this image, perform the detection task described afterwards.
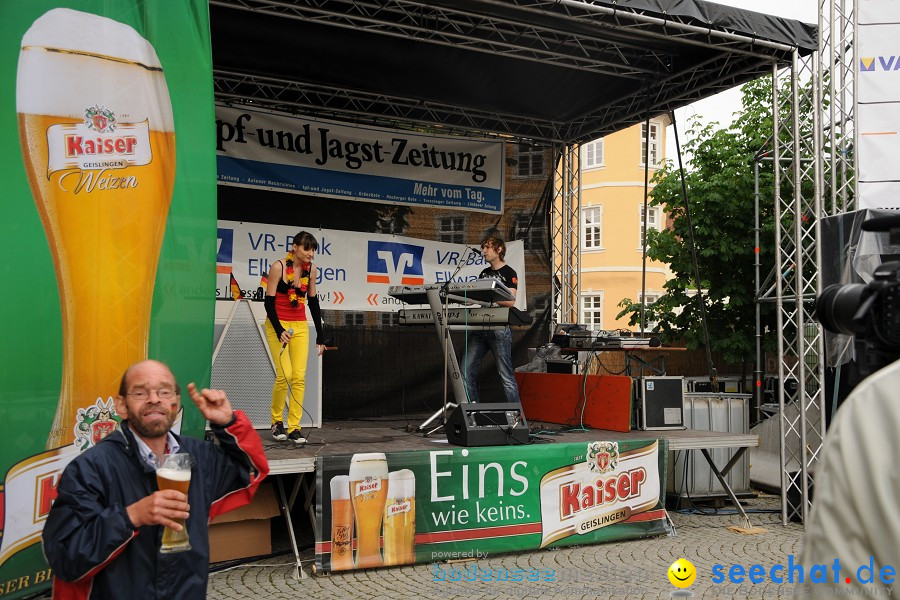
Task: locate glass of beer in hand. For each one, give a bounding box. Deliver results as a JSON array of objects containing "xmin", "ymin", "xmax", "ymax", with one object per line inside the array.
[
  {"xmin": 383, "ymin": 469, "xmax": 416, "ymax": 566},
  {"xmin": 156, "ymin": 453, "xmax": 192, "ymax": 554},
  {"xmin": 349, "ymin": 453, "xmax": 388, "ymax": 569}
]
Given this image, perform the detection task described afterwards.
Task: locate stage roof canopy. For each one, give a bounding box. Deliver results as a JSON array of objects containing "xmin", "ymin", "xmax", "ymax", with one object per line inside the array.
[{"xmin": 210, "ymin": 0, "xmax": 817, "ymax": 145}]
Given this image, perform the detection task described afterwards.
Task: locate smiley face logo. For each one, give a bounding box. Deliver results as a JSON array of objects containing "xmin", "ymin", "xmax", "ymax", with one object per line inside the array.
[{"xmin": 668, "ymin": 558, "xmax": 696, "ymax": 588}]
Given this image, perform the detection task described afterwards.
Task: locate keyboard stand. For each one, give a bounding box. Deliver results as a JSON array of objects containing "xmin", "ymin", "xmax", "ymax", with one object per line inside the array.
[{"xmin": 416, "ymin": 286, "xmax": 470, "ymax": 436}]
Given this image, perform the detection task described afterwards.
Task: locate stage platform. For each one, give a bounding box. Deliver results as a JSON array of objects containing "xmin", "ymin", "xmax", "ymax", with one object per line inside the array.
[
  {"xmin": 259, "ymin": 415, "xmax": 759, "ymax": 475},
  {"xmin": 258, "ymin": 415, "xmax": 758, "ymax": 579}
]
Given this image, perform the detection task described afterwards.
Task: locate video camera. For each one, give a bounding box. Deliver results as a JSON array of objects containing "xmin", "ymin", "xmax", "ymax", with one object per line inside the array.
[{"xmin": 815, "ymin": 215, "xmax": 900, "ymax": 376}]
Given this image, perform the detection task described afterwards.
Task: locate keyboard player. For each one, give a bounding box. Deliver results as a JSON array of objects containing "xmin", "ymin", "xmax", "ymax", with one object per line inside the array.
[{"xmin": 464, "ymin": 236, "xmax": 521, "ymax": 404}]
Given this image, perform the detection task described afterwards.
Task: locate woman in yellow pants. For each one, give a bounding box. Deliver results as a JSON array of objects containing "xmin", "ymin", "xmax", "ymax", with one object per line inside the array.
[{"xmin": 263, "ymin": 231, "xmax": 325, "ymax": 444}]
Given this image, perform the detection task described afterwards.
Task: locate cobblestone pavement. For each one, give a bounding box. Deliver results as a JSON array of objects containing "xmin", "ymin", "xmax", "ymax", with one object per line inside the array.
[{"xmin": 207, "ymin": 493, "xmax": 808, "ymax": 599}]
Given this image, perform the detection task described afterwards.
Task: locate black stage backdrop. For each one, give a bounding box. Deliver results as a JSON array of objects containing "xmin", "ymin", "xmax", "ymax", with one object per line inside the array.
[{"xmin": 218, "ymin": 154, "xmax": 554, "ymax": 419}]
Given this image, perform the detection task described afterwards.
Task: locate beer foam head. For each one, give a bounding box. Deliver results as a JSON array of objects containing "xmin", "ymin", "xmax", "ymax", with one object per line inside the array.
[
  {"xmin": 156, "ymin": 467, "xmax": 191, "ymax": 481},
  {"xmin": 329, "ymin": 475, "xmax": 351, "ymax": 500},
  {"xmin": 387, "ymin": 469, "xmax": 415, "ymax": 499},
  {"xmin": 348, "ymin": 452, "xmax": 388, "ymax": 481},
  {"xmin": 22, "ymin": 9, "xmax": 161, "ymax": 68},
  {"xmin": 17, "ymin": 9, "xmax": 174, "ymax": 130}
]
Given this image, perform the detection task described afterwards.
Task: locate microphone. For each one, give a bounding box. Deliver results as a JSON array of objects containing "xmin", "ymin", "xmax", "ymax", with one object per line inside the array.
[{"xmin": 280, "ymin": 327, "xmax": 294, "ymax": 353}]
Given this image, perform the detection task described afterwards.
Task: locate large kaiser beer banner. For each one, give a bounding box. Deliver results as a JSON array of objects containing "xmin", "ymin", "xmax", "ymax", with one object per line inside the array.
[
  {"xmin": 0, "ymin": 1, "xmax": 217, "ymax": 597},
  {"xmin": 315, "ymin": 440, "xmax": 671, "ymax": 573},
  {"xmin": 216, "ymin": 105, "xmax": 506, "ymax": 214}
]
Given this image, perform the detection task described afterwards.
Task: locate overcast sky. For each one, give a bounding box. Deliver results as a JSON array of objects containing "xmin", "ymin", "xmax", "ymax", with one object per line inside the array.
[{"xmin": 665, "ymin": 0, "xmax": 818, "ymax": 160}]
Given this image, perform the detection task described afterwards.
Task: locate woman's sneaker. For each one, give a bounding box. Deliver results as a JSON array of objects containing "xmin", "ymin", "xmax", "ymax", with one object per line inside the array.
[
  {"xmin": 271, "ymin": 421, "xmax": 287, "ymax": 441},
  {"xmin": 287, "ymin": 429, "xmax": 306, "ymax": 445}
]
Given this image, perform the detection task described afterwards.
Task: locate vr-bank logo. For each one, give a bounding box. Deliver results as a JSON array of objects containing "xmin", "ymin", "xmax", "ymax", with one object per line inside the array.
[
  {"xmin": 216, "ymin": 228, "xmax": 234, "ymax": 274},
  {"xmin": 366, "ymin": 241, "xmax": 425, "ymax": 285},
  {"xmin": 859, "ymin": 56, "xmax": 900, "ymax": 72}
]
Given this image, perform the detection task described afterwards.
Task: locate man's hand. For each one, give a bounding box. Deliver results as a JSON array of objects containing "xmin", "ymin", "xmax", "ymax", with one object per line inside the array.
[
  {"xmin": 126, "ymin": 490, "xmax": 190, "ymax": 530},
  {"xmin": 187, "ymin": 382, "xmax": 234, "ymax": 427}
]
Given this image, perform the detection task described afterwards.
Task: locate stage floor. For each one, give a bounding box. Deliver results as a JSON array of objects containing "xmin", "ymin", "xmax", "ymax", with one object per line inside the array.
[{"xmin": 260, "ymin": 415, "xmax": 758, "ymax": 475}]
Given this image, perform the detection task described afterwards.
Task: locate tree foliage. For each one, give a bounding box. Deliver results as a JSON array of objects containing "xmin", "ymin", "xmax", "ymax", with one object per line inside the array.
[{"xmin": 617, "ymin": 75, "xmax": 794, "ymax": 365}]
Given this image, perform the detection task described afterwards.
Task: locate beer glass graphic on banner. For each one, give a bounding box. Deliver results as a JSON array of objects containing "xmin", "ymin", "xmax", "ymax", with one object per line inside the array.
[
  {"xmin": 349, "ymin": 453, "xmax": 388, "ymax": 569},
  {"xmin": 156, "ymin": 453, "xmax": 192, "ymax": 553},
  {"xmin": 329, "ymin": 475, "xmax": 354, "ymax": 571},
  {"xmin": 383, "ymin": 469, "xmax": 416, "ymax": 566},
  {"xmin": 16, "ymin": 8, "xmax": 176, "ymax": 449}
]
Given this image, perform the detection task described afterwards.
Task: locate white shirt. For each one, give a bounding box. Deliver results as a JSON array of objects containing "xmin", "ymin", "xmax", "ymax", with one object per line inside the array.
[
  {"xmin": 802, "ymin": 358, "xmax": 900, "ymax": 598},
  {"xmin": 132, "ymin": 431, "xmax": 181, "ymax": 469}
]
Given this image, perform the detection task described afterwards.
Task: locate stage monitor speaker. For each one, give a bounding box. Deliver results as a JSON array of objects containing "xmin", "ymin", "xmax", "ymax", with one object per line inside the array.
[
  {"xmin": 445, "ymin": 402, "xmax": 529, "ymax": 447},
  {"xmin": 639, "ymin": 376, "xmax": 685, "ymax": 430}
]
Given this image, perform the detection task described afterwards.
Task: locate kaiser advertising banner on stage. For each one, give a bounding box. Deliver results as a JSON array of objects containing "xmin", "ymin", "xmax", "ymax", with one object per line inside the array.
[
  {"xmin": 216, "ymin": 220, "xmax": 527, "ymax": 311},
  {"xmin": 216, "ymin": 105, "xmax": 505, "ymax": 213},
  {"xmin": 858, "ymin": 0, "xmax": 900, "ymax": 209},
  {"xmin": 0, "ymin": 2, "xmax": 216, "ymax": 597},
  {"xmin": 314, "ymin": 440, "xmax": 670, "ymax": 573}
]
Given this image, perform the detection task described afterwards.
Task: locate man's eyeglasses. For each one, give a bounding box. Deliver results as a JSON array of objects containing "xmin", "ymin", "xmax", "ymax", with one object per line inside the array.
[{"xmin": 127, "ymin": 389, "xmax": 177, "ymax": 401}]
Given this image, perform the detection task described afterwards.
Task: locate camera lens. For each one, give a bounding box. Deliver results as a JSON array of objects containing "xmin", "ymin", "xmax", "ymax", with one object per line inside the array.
[{"xmin": 815, "ymin": 283, "xmax": 869, "ymax": 335}]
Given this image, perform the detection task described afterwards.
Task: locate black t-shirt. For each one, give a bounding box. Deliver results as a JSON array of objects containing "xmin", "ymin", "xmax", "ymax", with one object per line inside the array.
[{"xmin": 479, "ymin": 264, "xmax": 518, "ymax": 291}]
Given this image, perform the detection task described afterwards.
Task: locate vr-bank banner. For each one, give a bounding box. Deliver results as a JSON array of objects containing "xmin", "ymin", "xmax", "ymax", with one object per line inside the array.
[
  {"xmin": 314, "ymin": 440, "xmax": 670, "ymax": 573},
  {"xmin": 216, "ymin": 220, "xmax": 527, "ymax": 312},
  {"xmin": 857, "ymin": 0, "xmax": 900, "ymax": 209},
  {"xmin": 0, "ymin": 1, "xmax": 216, "ymax": 598},
  {"xmin": 216, "ymin": 105, "xmax": 505, "ymax": 213}
]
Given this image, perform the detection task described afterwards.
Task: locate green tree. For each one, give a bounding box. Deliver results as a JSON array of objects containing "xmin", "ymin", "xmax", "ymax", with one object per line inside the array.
[{"xmin": 617, "ymin": 75, "xmax": 793, "ymax": 365}]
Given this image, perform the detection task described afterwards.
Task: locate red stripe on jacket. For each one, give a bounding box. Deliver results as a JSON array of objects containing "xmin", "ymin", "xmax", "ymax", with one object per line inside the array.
[
  {"xmin": 208, "ymin": 410, "xmax": 270, "ymax": 522},
  {"xmin": 52, "ymin": 530, "xmax": 137, "ymax": 599}
]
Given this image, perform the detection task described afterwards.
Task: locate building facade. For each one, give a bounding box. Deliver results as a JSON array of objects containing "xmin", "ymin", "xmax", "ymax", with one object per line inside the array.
[{"xmin": 578, "ymin": 117, "xmax": 672, "ymax": 333}]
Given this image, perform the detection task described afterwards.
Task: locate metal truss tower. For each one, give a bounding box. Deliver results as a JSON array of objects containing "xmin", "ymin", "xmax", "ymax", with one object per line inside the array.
[
  {"xmin": 551, "ymin": 146, "xmax": 581, "ymax": 328},
  {"xmin": 771, "ymin": 0, "xmax": 854, "ymax": 525}
]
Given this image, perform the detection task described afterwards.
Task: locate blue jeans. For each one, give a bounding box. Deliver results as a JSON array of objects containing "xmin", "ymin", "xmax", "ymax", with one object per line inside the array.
[{"xmin": 463, "ymin": 327, "xmax": 520, "ymax": 403}]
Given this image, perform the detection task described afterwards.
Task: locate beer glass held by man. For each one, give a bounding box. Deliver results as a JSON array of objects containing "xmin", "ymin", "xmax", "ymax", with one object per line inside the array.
[{"xmin": 42, "ymin": 360, "xmax": 269, "ymax": 600}]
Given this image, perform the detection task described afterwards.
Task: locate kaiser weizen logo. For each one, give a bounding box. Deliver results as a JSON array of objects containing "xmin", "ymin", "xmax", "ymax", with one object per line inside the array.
[{"xmin": 367, "ymin": 241, "xmax": 424, "ymax": 285}]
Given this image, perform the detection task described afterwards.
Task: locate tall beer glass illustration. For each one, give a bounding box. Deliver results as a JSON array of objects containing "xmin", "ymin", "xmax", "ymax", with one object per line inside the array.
[
  {"xmin": 329, "ymin": 475, "xmax": 354, "ymax": 571},
  {"xmin": 383, "ymin": 469, "xmax": 416, "ymax": 566},
  {"xmin": 16, "ymin": 8, "xmax": 176, "ymax": 449},
  {"xmin": 156, "ymin": 453, "xmax": 192, "ymax": 553},
  {"xmin": 349, "ymin": 453, "xmax": 388, "ymax": 568}
]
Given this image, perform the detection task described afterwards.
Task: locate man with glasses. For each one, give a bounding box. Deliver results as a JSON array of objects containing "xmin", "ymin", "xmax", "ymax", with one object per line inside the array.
[{"xmin": 42, "ymin": 359, "xmax": 269, "ymax": 599}]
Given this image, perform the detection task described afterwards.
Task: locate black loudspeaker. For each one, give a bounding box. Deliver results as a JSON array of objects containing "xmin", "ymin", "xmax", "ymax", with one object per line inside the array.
[
  {"xmin": 639, "ymin": 376, "xmax": 685, "ymax": 430},
  {"xmin": 445, "ymin": 402, "xmax": 529, "ymax": 447},
  {"xmin": 546, "ymin": 358, "xmax": 576, "ymax": 374}
]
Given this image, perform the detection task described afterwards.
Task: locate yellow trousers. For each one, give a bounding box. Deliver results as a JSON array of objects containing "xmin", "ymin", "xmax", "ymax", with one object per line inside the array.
[{"xmin": 264, "ymin": 319, "xmax": 309, "ymax": 432}]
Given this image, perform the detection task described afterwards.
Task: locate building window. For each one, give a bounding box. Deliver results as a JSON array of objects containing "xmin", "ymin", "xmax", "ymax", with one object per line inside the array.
[
  {"xmin": 516, "ymin": 144, "xmax": 545, "ymax": 177},
  {"xmin": 582, "ymin": 206, "xmax": 603, "ymax": 250},
  {"xmin": 639, "ymin": 204, "xmax": 662, "ymax": 247},
  {"xmin": 638, "ymin": 292, "xmax": 660, "ymax": 332},
  {"xmin": 582, "ymin": 139, "xmax": 604, "ymax": 169},
  {"xmin": 640, "ymin": 122, "xmax": 661, "ymax": 167},
  {"xmin": 344, "ymin": 312, "xmax": 365, "ymax": 326},
  {"xmin": 580, "ymin": 294, "xmax": 603, "ymax": 329},
  {"xmin": 380, "ymin": 312, "xmax": 399, "ymax": 327},
  {"xmin": 514, "ymin": 214, "xmax": 545, "ymax": 251},
  {"xmin": 437, "ymin": 216, "xmax": 465, "ymax": 244}
]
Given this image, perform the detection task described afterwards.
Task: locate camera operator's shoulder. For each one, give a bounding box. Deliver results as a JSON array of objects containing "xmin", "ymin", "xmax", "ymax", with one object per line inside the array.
[{"xmin": 840, "ymin": 358, "xmax": 900, "ymax": 421}]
